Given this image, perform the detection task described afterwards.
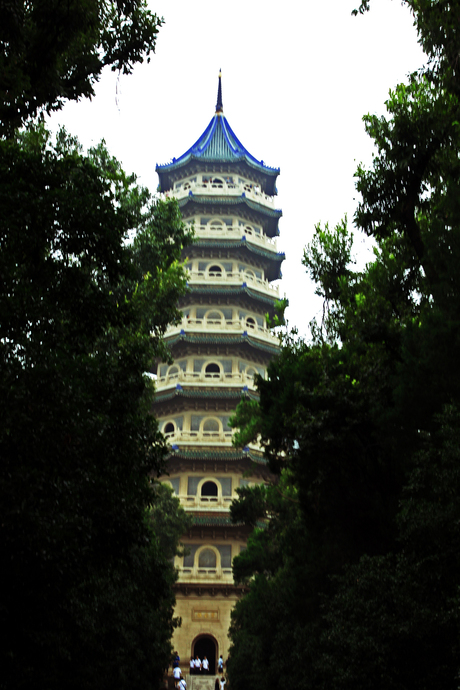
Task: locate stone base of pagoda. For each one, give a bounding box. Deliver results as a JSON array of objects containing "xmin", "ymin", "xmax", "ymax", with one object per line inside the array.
[{"xmin": 171, "ymin": 583, "xmax": 247, "ymax": 682}]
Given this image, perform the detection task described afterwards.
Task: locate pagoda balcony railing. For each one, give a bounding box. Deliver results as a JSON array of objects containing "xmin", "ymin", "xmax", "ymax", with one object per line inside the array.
[
  {"xmin": 163, "ymin": 429, "xmax": 263, "ymax": 453},
  {"xmin": 171, "ymin": 180, "xmax": 275, "ymax": 208},
  {"xmin": 190, "ymin": 224, "xmax": 279, "ymax": 252},
  {"xmin": 182, "ymin": 495, "xmax": 233, "ymax": 508},
  {"xmin": 156, "ymin": 370, "xmax": 259, "ymax": 390},
  {"xmin": 164, "ymin": 430, "xmax": 263, "ymax": 453},
  {"xmin": 164, "ymin": 316, "xmax": 280, "ymax": 345},
  {"xmin": 187, "ymin": 270, "xmax": 280, "ymax": 297},
  {"xmin": 164, "ymin": 429, "xmax": 234, "ymax": 445},
  {"xmin": 177, "ymin": 566, "xmax": 233, "ymax": 582}
]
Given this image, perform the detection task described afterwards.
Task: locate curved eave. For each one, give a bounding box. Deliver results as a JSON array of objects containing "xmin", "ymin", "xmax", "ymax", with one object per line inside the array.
[
  {"xmin": 190, "ymin": 513, "xmax": 241, "ymax": 528},
  {"xmin": 184, "ymin": 284, "xmax": 280, "ymax": 309},
  {"xmin": 163, "ymin": 332, "xmax": 280, "ymax": 357},
  {"xmin": 177, "ymin": 291, "xmax": 281, "ymax": 319},
  {"xmin": 153, "ymin": 387, "xmax": 258, "ymax": 406},
  {"xmin": 178, "ymin": 285, "xmax": 284, "ymax": 319},
  {"xmin": 156, "ymin": 114, "xmax": 279, "ymax": 195},
  {"xmin": 157, "ymin": 157, "xmax": 279, "ymax": 196},
  {"xmin": 178, "ymin": 194, "xmax": 282, "ymax": 237},
  {"xmin": 165, "ymin": 446, "xmax": 267, "ymax": 465},
  {"xmin": 187, "ymin": 514, "xmax": 266, "ymax": 530},
  {"xmin": 173, "ymin": 582, "xmax": 248, "ymax": 596},
  {"xmin": 186, "ymin": 239, "xmax": 285, "ymax": 281}
]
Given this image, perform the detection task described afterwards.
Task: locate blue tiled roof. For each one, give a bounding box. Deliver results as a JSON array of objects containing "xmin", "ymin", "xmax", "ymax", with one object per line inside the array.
[
  {"xmin": 156, "ymin": 74, "xmax": 279, "ymax": 195},
  {"xmin": 158, "ymin": 113, "xmax": 279, "ymax": 175}
]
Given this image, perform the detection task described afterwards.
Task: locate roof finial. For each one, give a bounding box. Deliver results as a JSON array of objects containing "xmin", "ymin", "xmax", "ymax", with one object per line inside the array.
[{"xmin": 215, "ymin": 69, "xmax": 223, "ymax": 114}]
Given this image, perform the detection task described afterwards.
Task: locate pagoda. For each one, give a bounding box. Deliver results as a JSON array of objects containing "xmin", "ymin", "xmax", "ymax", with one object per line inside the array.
[{"xmin": 154, "ymin": 73, "xmax": 284, "ymax": 676}]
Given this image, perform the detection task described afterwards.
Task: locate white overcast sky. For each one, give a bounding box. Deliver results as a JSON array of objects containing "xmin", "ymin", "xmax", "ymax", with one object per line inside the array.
[{"xmin": 48, "ymin": 0, "xmax": 425, "ymax": 337}]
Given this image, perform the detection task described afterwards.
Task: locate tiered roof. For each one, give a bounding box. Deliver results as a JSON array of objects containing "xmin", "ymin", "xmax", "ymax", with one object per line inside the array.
[
  {"xmin": 176, "ymin": 195, "xmax": 282, "ymax": 236},
  {"xmin": 189, "ymin": 239, "xmax": 284, "ymax": 281},
  {"xmin": 156, "ymin": 73, "xmax": 280, "ymax": 195},
  {"xmin": 162, "ymin": 330, "xmax": 281, "ymax": 360},
  {"xmin": 166, "ymin": 447, "xmax": 266, "ymax": 464},
  {"xmin": 151, "ymin": 388, "xmax": 259, "ymax": 420}
]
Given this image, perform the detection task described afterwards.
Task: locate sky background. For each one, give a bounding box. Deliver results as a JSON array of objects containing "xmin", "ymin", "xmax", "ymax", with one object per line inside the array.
[{"xmin": 48, "ymin": 0, "xmax": 426, "ymax": 337}]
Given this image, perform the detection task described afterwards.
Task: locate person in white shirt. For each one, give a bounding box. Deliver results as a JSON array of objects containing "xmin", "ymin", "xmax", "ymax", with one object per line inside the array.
[
  {"xmin": 173, "ymin": 667, "xmax": 181, "ymax": 687},
  {"xmin": 202, "ymin": 656, "xmax": 209, "ymax": 674},
  {"xmin": 219, "ymin": 676, "xmax": 226, "ymax": 690},
  {"xmin": 179, "ymin": 676, "xmax": 187, "ymax": 690},
  {"xmin": 195, "ymin": 656, "xmax": 202, "ymax": 674}
]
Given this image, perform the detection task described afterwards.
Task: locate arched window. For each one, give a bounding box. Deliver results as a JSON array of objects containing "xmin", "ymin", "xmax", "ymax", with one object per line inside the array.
[
  {"xmin": 164, "ymin": 422, "xmax": 175, "ymax": 435},
  {"xmin": 201, "ymin": 481, "xmax": 218, "ymax": 497},
  {"xmin": 198, "ymin": 549, "xmax": 217, "ymax": 568},
  {"xmin": 246, "ymin": 317, "xmax": 256, "ymax": 329},
  {"xmin": 167, "ymin": 364, "xmax": 180, "ymax": 378},
  {"xmin": 211, "ymin": 178, "xmax": 224, "ymax": 188},
  {"xmin": 202, "ymin": 418, "xmax": 220, "ymax": 433},
  {"xmin": 205, "ymin": 362, "xmax": 221, "ymax": 377},
  {"xmin": 208, "ymin": 265, "xmax": 223, "ymax": 277},
  {"xmin": 206, "ymin": 310, "xmax": 222, "ymax": 323},
  {"xmin": 245, "ymin": 367, "xmax": 258, "ymax": 379}
]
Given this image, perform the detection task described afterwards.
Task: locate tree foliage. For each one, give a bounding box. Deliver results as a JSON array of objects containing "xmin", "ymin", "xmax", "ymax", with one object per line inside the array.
[
  {"xmin": 0, "ymin": 3, "xmax": 194, "ymax": 686},
  {"xmin": 0, "ymin": 0, "xmax": 163, "ymax": 136},
  {"xmin": 228, "ymin": 2, "xmax": 460, "ymax": 689},
  {"xmin": 0, "ymin": 125, "xmax": 192, "ymax": 690},
  {"xmin": 228, "ymin": 473, "xmax": 311, "ymax": 690},
  {"xmin": 315, "ymin": 406, "xmax": 460, "ymax": 690}
]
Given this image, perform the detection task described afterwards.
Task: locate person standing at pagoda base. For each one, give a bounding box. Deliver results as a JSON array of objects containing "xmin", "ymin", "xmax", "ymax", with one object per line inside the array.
[
  {"xmin": 202, "ymin": 656, "xmax": 209, "ymax": 674},
  {"xmin": 173, "ymin": 666, "xmax": 181, "ymax": 688}
]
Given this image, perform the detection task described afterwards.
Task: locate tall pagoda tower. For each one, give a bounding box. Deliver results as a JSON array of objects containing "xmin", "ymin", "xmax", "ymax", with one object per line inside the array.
[{"xmin": 155, "ymin": 74, "xmax": 284, "ymax": 675}]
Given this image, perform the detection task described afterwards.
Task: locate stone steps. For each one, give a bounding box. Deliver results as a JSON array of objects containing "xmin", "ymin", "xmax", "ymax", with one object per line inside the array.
[{"xmin": 189, "ymin": 675, "xmax": 220, "ymax": 690}]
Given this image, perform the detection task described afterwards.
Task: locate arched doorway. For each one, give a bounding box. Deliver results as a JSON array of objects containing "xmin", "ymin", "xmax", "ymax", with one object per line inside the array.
[{"xmin": 193, "ymin": 635, "xmax": 217, "ymax": 675}]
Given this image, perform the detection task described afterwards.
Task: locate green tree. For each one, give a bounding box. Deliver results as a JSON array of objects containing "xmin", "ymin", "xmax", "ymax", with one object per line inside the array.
[
  {"xmin": 0, "ymin": 2, "xmax": 193, "ymax": 686},
  {"xmin": 0, "ymin": 0, "xmax": 163, "ymax": 136},
  {"xmin": 228, "ymin": 472, "xmax": 313, "ymax": 690},
  {"xmin": 314, "ymin": 406, "xmax": 460, "ymax": 690},
  {"xmin": 0, "ymin": 125, "xmax": 193, "ymax": 690},
  {"xmin": 228, "ymin": 2, "xmax": 460, "ymax": 688}
]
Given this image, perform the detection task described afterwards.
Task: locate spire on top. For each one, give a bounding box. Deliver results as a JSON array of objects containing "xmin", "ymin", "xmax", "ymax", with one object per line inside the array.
[
  {"xmin": 156, "ymin": 70, "xmax": 280, "ymax": 195},
  {"xmin": 215, "ymin": 70, "xmax": 223, "ymax": 114}
]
